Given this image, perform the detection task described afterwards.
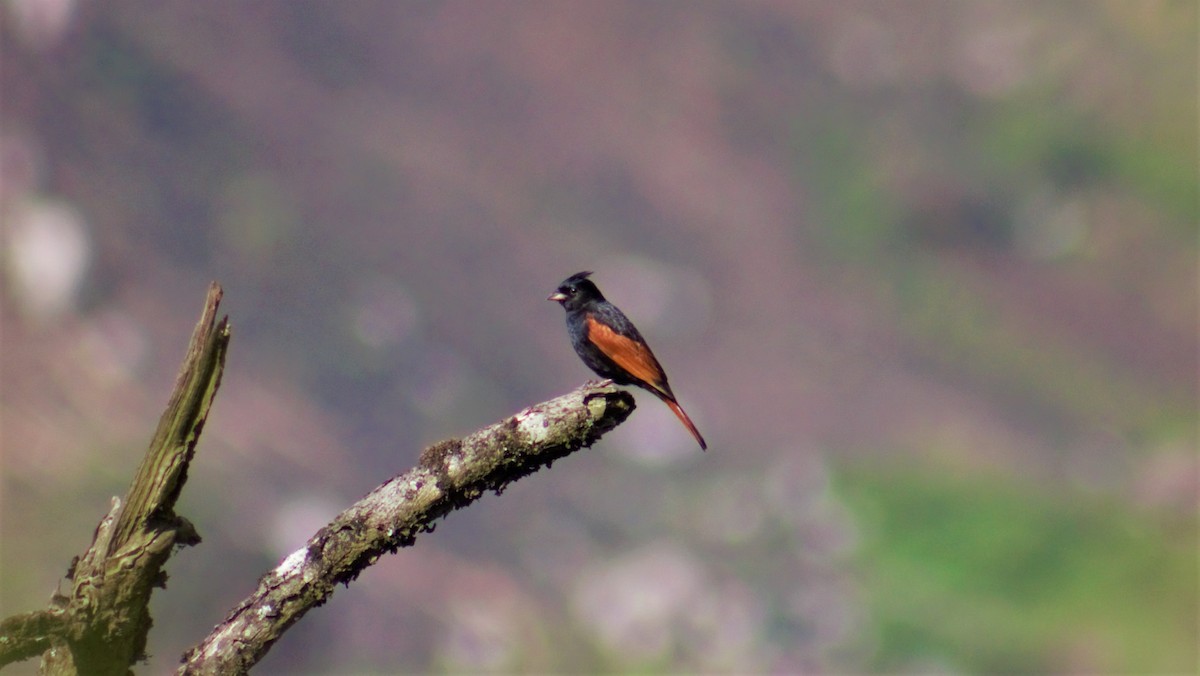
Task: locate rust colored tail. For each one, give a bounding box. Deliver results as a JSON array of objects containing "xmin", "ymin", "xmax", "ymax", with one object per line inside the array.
[{"xmin": 662, "ymin": 396, "xmax": 707, "ymax": 451}]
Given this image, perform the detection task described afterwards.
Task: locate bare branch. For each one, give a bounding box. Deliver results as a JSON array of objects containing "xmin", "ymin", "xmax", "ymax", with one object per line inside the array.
[
  {"xmin": 0, "ymin": 283, "xmax": 230, "ymax": 674},
  {"xmin": 178, "ymin": 382, "xmax": 635, "ymax": 675},
  {"xmin": 0, "ymin": 609, "xmax": 65, "ymax": 668},
  {"xmin": 109, "ymin": 282, "xmax": 229, "ymax": 553}
]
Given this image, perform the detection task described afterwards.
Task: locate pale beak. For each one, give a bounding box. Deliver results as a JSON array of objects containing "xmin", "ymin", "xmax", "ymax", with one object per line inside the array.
[{"xmin": 547, "ymin": 292, "xmax": 567, "ymax": 302}]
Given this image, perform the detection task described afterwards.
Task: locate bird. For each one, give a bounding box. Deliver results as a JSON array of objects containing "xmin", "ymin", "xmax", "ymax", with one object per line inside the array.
[{"xmin": 548, "ymin": 271, "xmax": 707, "ymax": 450}]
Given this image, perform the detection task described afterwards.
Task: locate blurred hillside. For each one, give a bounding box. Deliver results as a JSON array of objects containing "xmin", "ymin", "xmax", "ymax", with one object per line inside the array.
[{"xmin": 1, "ymin": 1, "xmax": 1196, "ymax": 673}]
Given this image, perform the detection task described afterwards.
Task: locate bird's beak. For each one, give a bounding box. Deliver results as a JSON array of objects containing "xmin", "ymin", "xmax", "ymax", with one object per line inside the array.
[{"xmin": 547, "ymin": 292, "xmax": 567, "ymax": 302}]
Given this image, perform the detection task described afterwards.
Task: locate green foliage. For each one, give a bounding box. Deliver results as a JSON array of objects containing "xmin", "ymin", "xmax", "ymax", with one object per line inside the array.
[
  {"xmin": 837, "ymin": 462, "xmax": 1198, "ymax": 673},
  {"xmin": 978, "ymin": 101, "xmax": 1198, "ymax": 223},
  {"xmin": 892, "ymin": 259, "xmax": 1194, "ymax": 442}
]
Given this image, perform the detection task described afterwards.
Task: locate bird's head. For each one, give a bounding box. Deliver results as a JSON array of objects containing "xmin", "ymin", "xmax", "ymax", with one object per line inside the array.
[{"xmin": 548, "ymin": 271, "xmax": 604, "ymax": 310}]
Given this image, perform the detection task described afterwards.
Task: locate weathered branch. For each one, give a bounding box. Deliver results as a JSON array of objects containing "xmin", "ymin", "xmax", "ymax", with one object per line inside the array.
[
  {"xmin": 0, "ymin": 609, "xmax": 65, "ymax": 667},
  {"xmin": 178, "ymin": 382, "xmax": 635, "ymax": 675},
  {"xmin": 0, "ymin": 283, "xmax": 230, "ymax": 674},
  {"xmin": 109, "ymin": 282, "xmax": 228, "ymax": 553}
]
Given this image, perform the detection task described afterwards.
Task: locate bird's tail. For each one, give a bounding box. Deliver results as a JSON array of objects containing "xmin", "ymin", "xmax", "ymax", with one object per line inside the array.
[{"xmin": 661, "ymin": 396, "xmax": 707, "ymax": 451}]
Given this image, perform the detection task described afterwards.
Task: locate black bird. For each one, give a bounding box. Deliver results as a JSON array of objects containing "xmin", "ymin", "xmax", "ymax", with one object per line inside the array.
[{"xmin": 548, "ymin": 271, "xmax": 707, "ymax": 450}]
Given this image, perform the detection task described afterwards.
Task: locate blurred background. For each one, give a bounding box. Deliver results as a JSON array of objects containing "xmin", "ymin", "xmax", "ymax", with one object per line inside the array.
[{"xmin": 2, "ymin": 1, "xmax": 1196, "ymax": 673}]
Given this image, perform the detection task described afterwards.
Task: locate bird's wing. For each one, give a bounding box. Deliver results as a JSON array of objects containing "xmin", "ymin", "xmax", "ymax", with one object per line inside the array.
[{"xmin": 585, "ymin": 315, "xmax": 668, "ymax": 394}]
